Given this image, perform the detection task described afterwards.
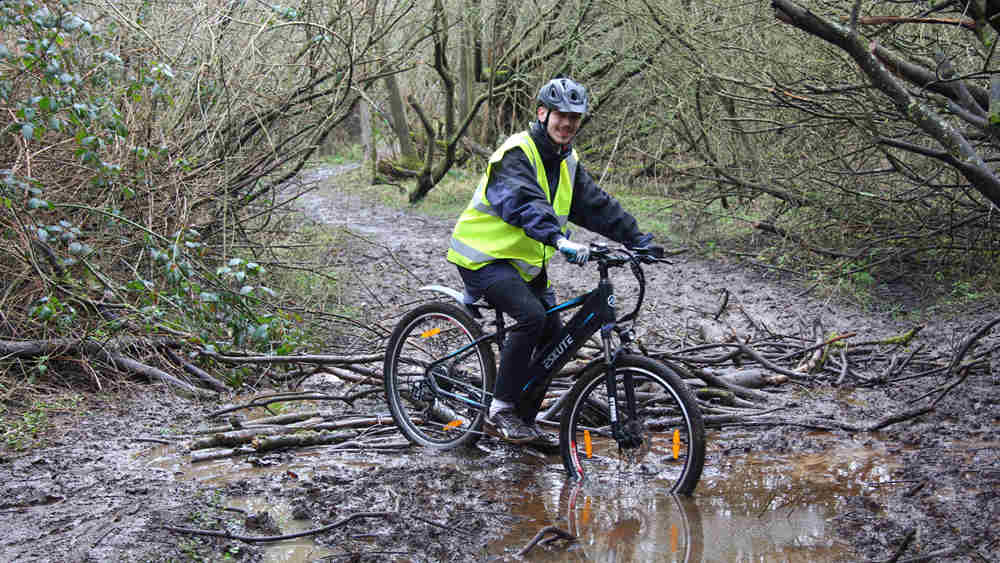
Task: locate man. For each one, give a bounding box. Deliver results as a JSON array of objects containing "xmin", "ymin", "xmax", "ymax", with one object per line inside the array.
[{"xmin": 447, "ymin": 77, "xmax": 653, "ymax": 446}]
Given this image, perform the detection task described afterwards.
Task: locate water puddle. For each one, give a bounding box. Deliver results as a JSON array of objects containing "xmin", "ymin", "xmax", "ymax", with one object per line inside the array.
[
  {"xmin": 226, "ymin": 496, "xmax": 337, "ymax": 561},
  {"xmin": 144, "ymin": 431, "xmax": 899, "ymax": 562}
]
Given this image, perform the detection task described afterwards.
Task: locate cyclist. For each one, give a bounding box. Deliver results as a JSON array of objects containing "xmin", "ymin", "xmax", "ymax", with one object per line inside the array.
[{"xmin": 446, "ymin": 77, "xmax": 654, "ymax": 447}]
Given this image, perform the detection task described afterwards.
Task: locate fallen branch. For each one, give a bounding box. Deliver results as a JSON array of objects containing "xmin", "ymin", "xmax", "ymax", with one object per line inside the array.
[
  {"xmin": 207, "ymin": 391, "xmax": 364, "ymax": 418},
  {"xmin": 692, "ymin": 367, "xmax": 784, "ymax": 404},
  {"xmin": 198, "ymin": 350, "xmax": 383, "ymax": 366},
  {"xmin": 703, "ymin": 404, "xmax": 933, "ymax": 432},
  {"xmin": 164, "ymin": 511, "xmax": 395, "ymax": 543},
  {"xmin": 0, "ymin": 336, "xmax": 215, "ymax": 398},
  {"xmin": 164, "ymin": 347, "xmax": 229, "ymax": 393},
  {"xmin": 737, "ymin": 342, "xmax": 811, "ymax": 380},
  {"xmin": 516, "ymin": 525, "xmax": 576, "ymax": 557},
  {"xmin": 190, "ymin": 416, "xmax": 394, "ymax": 450}
]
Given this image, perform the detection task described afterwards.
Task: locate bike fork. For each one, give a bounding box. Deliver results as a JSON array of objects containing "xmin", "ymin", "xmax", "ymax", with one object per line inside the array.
[
  {"xmin": 600, "ymin": 325, "xmax": 625, "ymax": 445},
  {"xmin": 601, "ymin": 324, "xmax": 641, "ymax": 449}
]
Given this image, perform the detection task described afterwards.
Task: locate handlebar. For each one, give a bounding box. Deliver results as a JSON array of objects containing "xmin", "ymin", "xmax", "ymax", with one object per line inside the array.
[
  {"xmin": 582, "ymin": 242, "xmax": 674, "ymax": 327},
  {"xmin": 587, "ymin": 242, "xmax": 670, "ymax": 266}
]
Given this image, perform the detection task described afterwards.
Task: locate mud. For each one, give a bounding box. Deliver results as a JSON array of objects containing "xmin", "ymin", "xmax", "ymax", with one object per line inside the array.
[{"xmin": 1, "ymin": 167, "xmax": 998, "ymax": 562}]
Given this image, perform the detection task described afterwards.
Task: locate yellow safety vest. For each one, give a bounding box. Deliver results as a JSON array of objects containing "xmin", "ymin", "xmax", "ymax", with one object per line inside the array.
[{"xmin": 447, "ymin": 131, "xmax": 578, "ymax": 281}]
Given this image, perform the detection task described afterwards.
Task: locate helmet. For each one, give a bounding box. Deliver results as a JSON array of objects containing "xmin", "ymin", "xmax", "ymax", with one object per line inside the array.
[{"xmin": 537, "ymin": 77, "xmax": 589, "ymax": 114}]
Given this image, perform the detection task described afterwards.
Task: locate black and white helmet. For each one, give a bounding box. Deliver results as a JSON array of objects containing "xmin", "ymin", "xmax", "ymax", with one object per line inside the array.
[{"xmin": 537, "ymin": 77, "xmax": 589, "ymax": 114}]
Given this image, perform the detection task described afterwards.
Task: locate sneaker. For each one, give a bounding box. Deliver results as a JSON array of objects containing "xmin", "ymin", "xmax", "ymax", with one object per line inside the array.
[
  {"xmin": 526, "ymin": 422, "xmax": 560, "ymax": 451},
  {"xmin": 487, "ymin": 408, "xmax": 535, "ymax": 444}
]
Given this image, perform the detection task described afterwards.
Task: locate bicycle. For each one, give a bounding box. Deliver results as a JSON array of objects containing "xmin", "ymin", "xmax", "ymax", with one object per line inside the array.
[{"xmin": 382, "ymin": 243, "xmax": 706, "ymax": 494}]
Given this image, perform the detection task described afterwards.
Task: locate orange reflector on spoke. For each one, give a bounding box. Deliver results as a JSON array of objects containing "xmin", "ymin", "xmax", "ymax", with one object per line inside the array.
[
  {"xmin": 584, "ymin": 430, "xmax": 592, "ymax": 458},
  {"xmin": 443, "ymin": 420, "xmax": 462, "ymax": 430},
  {"xmin": 672, "ymin": 429, "xmax": 680, "ymax": 459},
  {"xmin": 421, "ymin": 327, "xmax": 441, "ymax": 338}
]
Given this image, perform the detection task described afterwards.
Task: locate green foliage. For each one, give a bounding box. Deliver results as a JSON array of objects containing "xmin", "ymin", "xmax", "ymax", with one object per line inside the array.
[
  {"xmin": 124, "ymin": 231, "xmax": 302, "ymax": 356},
  {"xmin": 0, "ymin": 403, "xmax": 48, "ymax": 451},
  {"xmin": 29, "ymin": 295, "xmax": 75, "ymax": 326},
  {"xmin": 0, "ymin": 395, "xmax": 80, "ymax": 451},
  {"xmin": 0, "ymin": 0, "xmax": 320, "ymax": 381}
]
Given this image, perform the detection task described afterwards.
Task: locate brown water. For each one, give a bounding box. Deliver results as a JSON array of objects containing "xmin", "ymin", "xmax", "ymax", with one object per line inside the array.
[
  {"xmin": 489, "ymin": 442, "xmax": 892, "ymax": 562},
  {"xmin": 146, "ymin": 431, "xmax": 899, "ymax": 562}
]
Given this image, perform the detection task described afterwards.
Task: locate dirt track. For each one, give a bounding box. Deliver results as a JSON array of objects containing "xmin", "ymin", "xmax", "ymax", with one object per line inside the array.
[{"xmin": 1, "ymin": 167, "xmax": 997, "ymax": 562}]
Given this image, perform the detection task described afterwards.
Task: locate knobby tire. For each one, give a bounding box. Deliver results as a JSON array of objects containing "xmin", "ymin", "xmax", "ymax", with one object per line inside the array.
[
  {"xmin": 560, "ymin": 354, "xmax": 706, "ymax": 494},
  {"xmin": 383, "ymin": 302, "xmax": 495, "ymax": 448}
]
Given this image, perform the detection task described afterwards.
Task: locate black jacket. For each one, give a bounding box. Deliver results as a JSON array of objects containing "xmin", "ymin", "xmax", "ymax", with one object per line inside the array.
[{"xmin": 484, "ymin": 121, "xmax": 645, "ymax": 248}]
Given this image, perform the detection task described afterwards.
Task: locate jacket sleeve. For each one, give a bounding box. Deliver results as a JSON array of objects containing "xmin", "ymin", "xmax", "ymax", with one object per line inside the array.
[
  {"xmin": 484, "ymin": 148, "xmax": 566, "ymax": 247},
  {"xmin": 568, "ymin": 163, "xmax": 644, "ymax": 245}
]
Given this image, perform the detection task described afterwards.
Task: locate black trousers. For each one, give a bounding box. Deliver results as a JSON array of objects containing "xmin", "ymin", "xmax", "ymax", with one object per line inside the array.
[{"xmin": 483, "ymin": 275, "xmax": 561, "ymax": 409}]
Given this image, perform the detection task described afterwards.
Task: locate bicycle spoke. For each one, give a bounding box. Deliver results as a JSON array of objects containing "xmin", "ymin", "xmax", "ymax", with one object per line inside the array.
[
  {"xmin": 384, "ymin": 303, "xmax": 495, "ymax": 448},
  {"xmin": 561, "ymin": 355, "xmax": 705, "ymax": 494}
]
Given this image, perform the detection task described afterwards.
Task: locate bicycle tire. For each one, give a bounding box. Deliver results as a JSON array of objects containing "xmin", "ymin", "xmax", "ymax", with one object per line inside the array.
[
  {"xmin": 383, "ymin": 301, "xmax": 495, "ymax": 448},
  {"xmin": 560, "ymin": 354, "xmax": 705, "ymax": 494}
]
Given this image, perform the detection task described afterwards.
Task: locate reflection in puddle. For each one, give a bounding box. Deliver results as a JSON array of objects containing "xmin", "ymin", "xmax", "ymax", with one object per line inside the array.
[
  {"xmin": 144, "ymin": 433, "xmax": 900, "ymax": 562},
  {"xmin": 489, "ymin": 436, "xmax": 898, "ymax": 562}
]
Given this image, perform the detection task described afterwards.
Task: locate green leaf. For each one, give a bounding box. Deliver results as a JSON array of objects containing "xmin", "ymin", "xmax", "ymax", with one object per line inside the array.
[
  {"xmin": 199, "ymin": 292, "xmax": 219, "ymax": 303},
  {"xmin": 252, "ymin": 324, "xmax": 269, "ymax": 342},
  {"xmin": 63, "ymin": 15, "xmax": 84, "ymax": 31},
  {"xmin": 21, "ymin": 122, "xmax": 34, "ymax": 140},
  {"xmin": 239, "ymin": 285, "xmax": 254, "ymax": 296}
]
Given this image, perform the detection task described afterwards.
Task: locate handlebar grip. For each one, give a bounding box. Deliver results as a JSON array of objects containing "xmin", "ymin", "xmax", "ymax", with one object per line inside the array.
[
  {"xmin": 629, "ymin": 245, "xmax": 665, "ymax": 260},
  {"xmin": 645, "ymin": 245, "xmax": 666, "ymax": 259}
]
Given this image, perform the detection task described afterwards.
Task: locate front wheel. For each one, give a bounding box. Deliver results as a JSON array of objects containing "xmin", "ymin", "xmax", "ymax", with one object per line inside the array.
[
  {"xmin": 383, "ymin": 301, "xmax": 495, "ymax": 449},
  {"xmin": 560, "ymin": 354, "xmax": 705, "ymax": 494}
]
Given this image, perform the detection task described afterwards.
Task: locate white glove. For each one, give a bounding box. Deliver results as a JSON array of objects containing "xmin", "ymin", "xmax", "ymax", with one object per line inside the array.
[{"xmin": 556, "ymin": 237, "xmax": 589, "ymax": 265}]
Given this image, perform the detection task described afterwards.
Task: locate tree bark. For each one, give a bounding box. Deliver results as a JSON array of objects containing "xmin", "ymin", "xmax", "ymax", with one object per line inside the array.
[{"xmin": 772, "ymin": 0, "xmax": 1000, "ymax": 208}]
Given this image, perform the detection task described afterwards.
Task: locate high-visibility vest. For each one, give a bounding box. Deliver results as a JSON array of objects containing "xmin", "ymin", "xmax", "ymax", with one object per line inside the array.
[{"xmin": 447, "ymin": 131, "xmax": 578, "ymax": 281}]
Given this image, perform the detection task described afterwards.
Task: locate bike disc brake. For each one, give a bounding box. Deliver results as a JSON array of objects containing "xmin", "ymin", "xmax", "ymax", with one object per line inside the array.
[{"xmin": 619, "ymin": 419, "xmax": 651, "ymax": 466}]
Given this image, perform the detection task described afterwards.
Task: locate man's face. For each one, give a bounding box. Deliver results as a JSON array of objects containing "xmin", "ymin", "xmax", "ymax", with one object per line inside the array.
[{"xmin": 538, "ymin": 107, "xmax": 582, "ymax": 146}]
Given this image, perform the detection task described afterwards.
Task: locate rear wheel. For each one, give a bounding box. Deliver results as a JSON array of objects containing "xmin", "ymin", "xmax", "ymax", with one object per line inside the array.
[
  {"xmin": 560, "ymin": 354, "xmax": 705, "ymax": 494},
  {"xmin": 384, "ymin": 302, "xmax": 495, "ymax": 448}
]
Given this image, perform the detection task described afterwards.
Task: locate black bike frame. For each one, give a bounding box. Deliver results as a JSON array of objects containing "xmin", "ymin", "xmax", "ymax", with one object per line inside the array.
[{"xmin": 426, "ymin": 251, "xmax": 645, "ymax": 430}]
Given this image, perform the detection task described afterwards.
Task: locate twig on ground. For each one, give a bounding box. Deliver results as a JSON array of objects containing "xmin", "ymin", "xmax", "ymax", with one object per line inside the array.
[{"xmin": 516, "ymin": 525, "xmax": 576, "ymax": 557}]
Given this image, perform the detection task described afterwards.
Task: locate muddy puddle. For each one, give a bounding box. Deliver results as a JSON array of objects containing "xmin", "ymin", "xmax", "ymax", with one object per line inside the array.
[{"xmin": 141, "ymin": 428, "xmax": 901, "ymax": 562}]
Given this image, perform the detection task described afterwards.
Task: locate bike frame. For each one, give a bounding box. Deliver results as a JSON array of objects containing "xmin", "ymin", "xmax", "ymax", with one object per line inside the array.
[{"xmin": 421, "ymin": 245, "xmax": 655, "ymax": 433}]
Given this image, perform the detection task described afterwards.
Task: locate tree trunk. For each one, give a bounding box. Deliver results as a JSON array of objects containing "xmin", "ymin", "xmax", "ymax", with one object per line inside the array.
[{"xmin": 385, "ymin": 72, "xmax": 416, "ymax": 159}]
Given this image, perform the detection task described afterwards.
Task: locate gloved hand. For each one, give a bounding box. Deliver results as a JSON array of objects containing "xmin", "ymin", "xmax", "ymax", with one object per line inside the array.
[
  {"xmin": 628, "ymin": 233, "xmax": 654, "ymax": 249},
  {"xmin": 556, "ymin": 237, "xmax": 590, "ymax": 265}
]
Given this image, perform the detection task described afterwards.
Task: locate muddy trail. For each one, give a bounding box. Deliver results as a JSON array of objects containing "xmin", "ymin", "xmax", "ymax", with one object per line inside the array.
[{"xmin": 1, "ymin": 165, "xmax": 998, "ymax": 562}]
